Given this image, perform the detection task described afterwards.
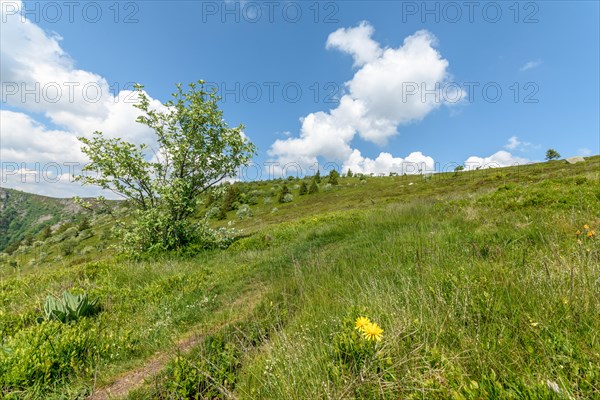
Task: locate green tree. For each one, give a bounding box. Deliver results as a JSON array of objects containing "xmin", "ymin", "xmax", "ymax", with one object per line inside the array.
[
  {"xmin": 308, "ymin": 179, "xmax": 319, "ymax": 194},
  {"xmin": 77, "ymin": 217, "xmax": 91, "ymax": 232},
  {"xmin": 299, "ymin": 182, "xmax": 308, "ymax": 195},
  {"xmin": 328, "ymin": 169, "xmax": 340, "ymax": 185},
  {"xmin": 76, "ymin": 81, "xmax": 256, "ymax": 252},
  {"xmin": 314, "ymin": 170, "xmax": 321, "ymax": 183},
  {"xmin": 346, "ymin": 169, "xmax": 353, "ymax": 178},
  {"xmin": 545, "ymin": 149, "xmax": 561, "ymax": 161}
]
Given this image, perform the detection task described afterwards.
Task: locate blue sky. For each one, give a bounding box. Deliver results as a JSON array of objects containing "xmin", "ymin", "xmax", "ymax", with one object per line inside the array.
[{"xmin": 1, "ymin": 1, "xmax": 599, "ymax": 196}]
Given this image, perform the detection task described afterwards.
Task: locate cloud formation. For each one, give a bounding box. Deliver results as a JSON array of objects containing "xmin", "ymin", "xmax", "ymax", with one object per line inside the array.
[
  {"xmin": 343, "ymin": 150, "xmax": 435, "ymax": 175},
  {"xmin": 269, "ymin": 23, "xmax": 459, "ymax": 173},
  {"xmin": 464, "ymin": 150, "xmax": 530, "ymax": 170},
  {"xmin": 1, "ymin": 1, "xmax": 164, "ymax": 196}
]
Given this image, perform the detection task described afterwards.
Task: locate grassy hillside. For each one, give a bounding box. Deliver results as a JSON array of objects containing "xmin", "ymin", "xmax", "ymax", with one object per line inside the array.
[
  {"xmin": 1, "ymin": 157, "xmax": 599, "ymax": 399},
  {"xmin": 0, "ymin": 188, "xmax": 92, "ymax": 254}
]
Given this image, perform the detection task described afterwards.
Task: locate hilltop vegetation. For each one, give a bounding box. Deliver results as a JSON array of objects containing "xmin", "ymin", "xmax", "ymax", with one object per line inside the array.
[
  {"xmin": 0, "ymin": 188, "xmax": 86, "ymax": 254},
  {"xmin": 1, "ymin": 157, "xmax": 599, "ymax": 399}
]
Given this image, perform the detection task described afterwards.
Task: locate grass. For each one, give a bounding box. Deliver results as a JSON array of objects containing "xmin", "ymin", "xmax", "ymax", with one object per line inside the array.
[{"xmin": 1, "ymin": 156, "xmax": 599, "ymax": 398}]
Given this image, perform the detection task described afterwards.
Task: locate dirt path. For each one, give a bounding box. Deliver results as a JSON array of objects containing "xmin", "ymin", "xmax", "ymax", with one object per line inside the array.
[
  {"xmin": 88, "ymin": 332, "xmax": 203, "ymax": 400},
  {"xmin": 88, "ymin": 288, "xmax": 264, "ymax": 400}
]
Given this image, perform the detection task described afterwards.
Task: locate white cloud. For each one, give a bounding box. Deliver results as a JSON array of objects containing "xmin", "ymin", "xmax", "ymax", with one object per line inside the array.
[
  {"xmin": 0, "ymin": 1, "xmax": 166, "ymax": 197},
  {"xmin": 269, "ymin": 24, "xmax": 456, "ymax": 172},
  {"xmin": 504, "ymin": 136, "xmax": 521, "ymax": 150},
  {"xmin": 503, "ymin": 135, "xmax": 537, "ymax": 152},
  {"xmin": 0, "ymin": 110, "xmax": 84, "ymax": 163},
  {"xmin": 326, "ymin": 21, "xmax": 383, "ymax": 67},
  {"xmin": 343, "ymin": 150, "xmax": 435, "ymax": 175},
  {"xmin": 578, "ymin": 148, "xmax": 593, "ymax": 157},
  {"xmin": 520, "ymin": 59, "xmax": 542, "ymax": 71},
  {"xmin": 464, "ymin": 150, "xmax": 530, "ymax": 170}
]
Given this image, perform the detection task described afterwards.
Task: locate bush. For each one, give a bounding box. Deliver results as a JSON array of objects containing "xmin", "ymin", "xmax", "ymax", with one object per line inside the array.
[
  {"xmin": 278, "ymin": 185, "xmax": 291, "ymax": 203},
  {"xmin": 309, "ymin": 180, "xmax": 319, "ymax": 194},
  {"xmin": 328, "ymin": 169, "xmax": 340, "ymax": 185},
  {"xmin": 60, "ymin": 239, "xmax": 77, "ymax": 256},
  {"xmin": 299, "ymin": 182, "xmax": 308, "ymax": 195},
  {"xmin": 221, "ymin": 185, "xmax": 240, "ymax": 214},
  {"xmin": 236, "ymin": 204, "xmax": 253, "ymax": 220}
]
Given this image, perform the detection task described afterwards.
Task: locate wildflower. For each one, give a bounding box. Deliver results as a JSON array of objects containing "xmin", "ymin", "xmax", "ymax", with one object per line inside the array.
[
  {"xmin": 587, "ymin": 230, "xmax": 595, "ymax": 238},
  {"xmin": 583, "ymin": 224, "xmax": 590, "ymax": 230},
  {"xmin": 361, "ymin": 322, "xmax": 384, "ymax": 342},
  {"xmin": 355, "ymin": 316, "xmax": 371, "ymax": 331},
  {"xmin": 575, "ymin": 230, "xmax": 581, "ymax": 236}
]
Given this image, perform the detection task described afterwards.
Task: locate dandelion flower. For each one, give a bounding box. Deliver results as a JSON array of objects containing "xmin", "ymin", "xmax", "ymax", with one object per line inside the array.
[
  {"xmin": 584, "ymin": 224, "xmax": 590, "ymax": 230},
  {"xmin": 355, "ymin": 317, "xmax": 371, "ymax": 331},
  {"xmin": 361, "ymin": 322, "xmax": 384, "ymax": 342},
  {"xmin": 587, "ymin": 230, "xmax": 595, "ymax": 237},
  {"xmin": 575, "ymin": 230, "xmax": 581, "ymax": 236}
]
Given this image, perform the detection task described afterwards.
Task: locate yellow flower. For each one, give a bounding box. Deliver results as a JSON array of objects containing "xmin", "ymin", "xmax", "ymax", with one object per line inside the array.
[
  {"xmin": 587, "ymin": 230, "xmax": 595, "ymax": 237},
  {"xmin": 355, "ymin": 316, "xmax": 371, "ymax": 331},
  {"xmin": 361, "ymin": 322, "xmax": 384, "ymax": 341},
  {"xmin": 583, "ymin": 224, "xmax": 590, "ymax": 230},
  {"xmin": 575, "ymin": 230, "xmax": 581, "ymax": 236}
]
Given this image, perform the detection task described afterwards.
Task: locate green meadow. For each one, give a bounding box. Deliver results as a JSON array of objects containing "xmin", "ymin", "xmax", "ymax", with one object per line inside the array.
[{"xmin": 1, "ymin": 157, "xmax": 599, "ymax": 399}]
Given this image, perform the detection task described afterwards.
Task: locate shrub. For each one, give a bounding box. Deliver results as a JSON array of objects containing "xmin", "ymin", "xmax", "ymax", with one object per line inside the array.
[
  {"xmin": 309, "ymin": 180, "xmax": 319, "ymax": 194},
  {"xmin": 236, "ymin": 204, "xmax": 253, "ymax": 220},
  {"xmin": 221, "ymin": 185, "xmax": 240, "ymax": 213},
  {"xmin": 299, "ymin": 182, "xmax": 308, "ymax": 195},
  {"xmin": 206, "ymin": 206, "xmax": 221, "ymax": 219},
  {"xmin": 77, "ymin": 217, "xmax": 91, "ymax": 231},
  {"xmin": 314, "ymin": 170, "xmax": 321, "ymax": 183},
  {"xmin": 278, "ymin": 185, "xmax": 291, "ymax": 203},
  {"xmin": 328, "ymin": 169, "xmax": 340, "ymax": 185},
  {"xmin": 60, "ymin": 239, "xmax": 77, "ymax": 256}
]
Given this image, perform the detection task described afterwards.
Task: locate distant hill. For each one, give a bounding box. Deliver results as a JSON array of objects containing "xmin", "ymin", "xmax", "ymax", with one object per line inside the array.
[{"xmin": 0, "ymin": 187, "xmax": 82, "ymax": 252}]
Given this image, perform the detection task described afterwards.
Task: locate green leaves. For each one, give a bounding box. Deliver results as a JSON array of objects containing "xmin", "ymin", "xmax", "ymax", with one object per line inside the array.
[
  {"xmin": 43, "ymin": 291, "xmax": 99, "ymax": 324},
  {"xmin": 77, "ymin": 81, "xmax": 257, "ymax": 252}
]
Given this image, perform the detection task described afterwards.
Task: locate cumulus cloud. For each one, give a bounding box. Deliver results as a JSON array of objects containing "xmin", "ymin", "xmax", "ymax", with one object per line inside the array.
[
  {"xmin": 343, "ymin": 150, "xmax": 435, "ymax": 175},
  {"xmin": 326, "ymin": 21, "xmax": 383, "ymax": 67},
  {"xmin": 0, "ymin": 110, "xmax": 84, "ymax": 163},
  {"xmin": 0, "ymin": 1, "xmax": 166, "ymax": 196},
  {"xmin": 464, "ymin": 150, "xmax": 530, "ymax": 170},
  {"xmin": 269, "ymin": 23, "xmax": 457, "ymax": 172}
]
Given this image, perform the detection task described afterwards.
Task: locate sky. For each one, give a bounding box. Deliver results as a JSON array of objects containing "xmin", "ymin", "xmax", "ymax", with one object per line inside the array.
[{"xmin": 1, "ymin": 0, "xmax": 599, "ymax": 197}]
